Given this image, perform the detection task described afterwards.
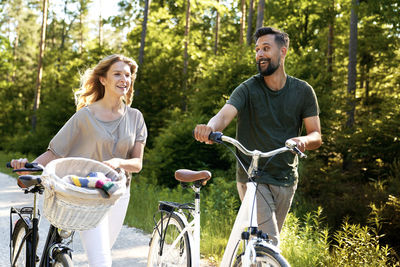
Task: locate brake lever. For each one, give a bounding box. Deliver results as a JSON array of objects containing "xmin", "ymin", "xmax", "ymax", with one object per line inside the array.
[{"xmin": 285, "ymin": 140, "xmax": 307, "ymax": 159}]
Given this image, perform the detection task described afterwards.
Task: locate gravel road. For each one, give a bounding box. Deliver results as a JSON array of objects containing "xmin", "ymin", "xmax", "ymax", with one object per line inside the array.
[{"xmin": 0, "ymin": 172, "xmax": 149, "ymax": 266}]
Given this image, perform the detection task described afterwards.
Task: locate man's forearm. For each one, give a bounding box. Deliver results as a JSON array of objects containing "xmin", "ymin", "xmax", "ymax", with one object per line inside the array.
[
  {"xmin": 207, "ymin": 115, "xmax": 228, "ymax": 132},
  {"xmin": 305, "ymin": 131, "xmax": 322, "ymax": 150}
]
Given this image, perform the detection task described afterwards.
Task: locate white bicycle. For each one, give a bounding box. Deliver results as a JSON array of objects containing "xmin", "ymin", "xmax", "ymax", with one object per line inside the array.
[{"xmin": 147, "ymin": 132, "xmax": 306, "ymax": 267}]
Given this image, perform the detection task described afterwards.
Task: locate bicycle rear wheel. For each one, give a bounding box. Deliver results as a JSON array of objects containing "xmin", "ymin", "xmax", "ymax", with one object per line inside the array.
[
  {"xmin": 147, "ymin": 212, "xmax": 191, "ymax": 267},
  {"xmin": 233, "ymin": 245, "xmax": 290, "ymax": 267}
]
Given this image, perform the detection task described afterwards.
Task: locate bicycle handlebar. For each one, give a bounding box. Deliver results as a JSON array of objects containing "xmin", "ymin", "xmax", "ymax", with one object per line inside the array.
[
  {"xmin": 208, "ymin": 131, "xmax": 307, "ymax": 159},
  {"xmin": 6, "ymin": 162, "xmax": 43, "ymax": 172}
]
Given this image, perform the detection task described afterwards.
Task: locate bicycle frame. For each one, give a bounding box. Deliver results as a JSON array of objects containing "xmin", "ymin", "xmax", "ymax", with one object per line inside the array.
[
  {"xmin": 220, "ymin": 181, "xmax": 282, "ymax": 266},
  {"xmin": 213, "ymin": 133, "xmax": 303, "ymax": 267}
]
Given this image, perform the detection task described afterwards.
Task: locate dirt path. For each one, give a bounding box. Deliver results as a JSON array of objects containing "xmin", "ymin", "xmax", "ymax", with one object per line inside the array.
[{"xmin": 0, "ymin": 172, "xmax": 149, "ymax": 266}]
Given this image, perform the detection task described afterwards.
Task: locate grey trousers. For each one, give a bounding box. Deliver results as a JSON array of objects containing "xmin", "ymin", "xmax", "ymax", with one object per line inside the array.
[{"xmin": 237, "ymin": 181, "xmax": 297, "ymax": 247}]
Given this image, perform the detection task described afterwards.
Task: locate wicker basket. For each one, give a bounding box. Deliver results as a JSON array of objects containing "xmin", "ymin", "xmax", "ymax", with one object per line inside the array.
[{"xmin": 41, "ymin": 157, "xmax": 126, "ymax": 231}]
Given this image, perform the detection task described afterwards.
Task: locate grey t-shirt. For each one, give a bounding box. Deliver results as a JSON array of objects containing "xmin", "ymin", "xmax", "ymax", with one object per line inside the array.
[
  {"xmin": 48, "ymin": 105, "xmax": 147, "ymax": 165},
  {"xmin": 227, "ymin": 74, "xmax": 319, "ymax": 186}
]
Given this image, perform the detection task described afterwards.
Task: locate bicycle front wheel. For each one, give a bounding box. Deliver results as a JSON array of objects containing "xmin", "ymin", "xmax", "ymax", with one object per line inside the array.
[
  {"xmin": 147, "ymin": 212, "xmax": 191, "ymax": 267},
  {"xmin": 53, "ymin": 252, "xmax": 74, "ymax": 267},
  {"xmin": 233, "ymin": 245, "xmax": 290, "ymax": 267}
]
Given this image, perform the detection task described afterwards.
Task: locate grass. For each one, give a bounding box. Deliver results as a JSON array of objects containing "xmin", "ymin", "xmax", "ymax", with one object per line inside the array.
[
  {"xmin": 125, "ymin": 177, "xmax": 400, "ymax": 266},
  {"xmin": 1, "ymin": 150, "xmax": 398, "ymax": 266}
]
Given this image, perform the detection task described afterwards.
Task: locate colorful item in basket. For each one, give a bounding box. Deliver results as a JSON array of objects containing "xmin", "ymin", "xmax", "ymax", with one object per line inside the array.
[{"xmin": 68, "ymin": 172, "xmax": 119, "ymax": 197}]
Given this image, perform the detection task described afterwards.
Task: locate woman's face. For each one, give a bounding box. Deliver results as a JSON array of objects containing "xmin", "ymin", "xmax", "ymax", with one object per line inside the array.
[{"xmin": 100, "ymin": 61, "xmax": 132, "ymax": 98}]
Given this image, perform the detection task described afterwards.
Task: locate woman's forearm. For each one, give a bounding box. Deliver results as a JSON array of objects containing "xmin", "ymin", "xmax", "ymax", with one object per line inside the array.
[{"xmin": 33, "ymin": 150, "xmax": 59, "ymax": 167}]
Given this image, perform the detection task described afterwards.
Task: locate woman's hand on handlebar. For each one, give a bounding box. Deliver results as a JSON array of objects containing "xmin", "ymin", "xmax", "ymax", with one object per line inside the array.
[
  {"xmin": 194, "ymin": 124, "xmax": 214, "ymax": 144},
  {"xmin": 10, "ymin": 158, "xmax": 32, "ymax": 175}
]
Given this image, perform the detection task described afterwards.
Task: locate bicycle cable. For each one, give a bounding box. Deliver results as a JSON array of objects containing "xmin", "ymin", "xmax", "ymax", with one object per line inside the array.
[{"xmin": 221, "ymin": 140, "xmax": 277, "ymax": 232}]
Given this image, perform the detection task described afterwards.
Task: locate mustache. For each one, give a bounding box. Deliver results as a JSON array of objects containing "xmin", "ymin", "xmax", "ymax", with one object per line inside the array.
[{"xmin": 256, "ymin": 58, "xmax": 271, "ymax": 65}]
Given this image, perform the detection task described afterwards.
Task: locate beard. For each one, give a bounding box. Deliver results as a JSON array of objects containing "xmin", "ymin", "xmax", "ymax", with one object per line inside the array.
[{"xmin": 257, "ymin": 57, "xmax": 280, "ymax": 76}]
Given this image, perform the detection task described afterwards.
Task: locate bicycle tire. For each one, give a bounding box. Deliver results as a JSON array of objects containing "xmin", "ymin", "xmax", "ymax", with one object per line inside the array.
[
  {"xmin": 11, "ymin": 219, "xmax": 32, "ymax": 267},
  {"xmin": 233, "ymin": 245, "xmax": 290, "ymax": 267},
  {"xmin": 53, "ymin": 252, "xmax": 74, "ymax": 267},
  {"xmin": 147, "ymin": 212, "xmax": 191, "ymax": 267}
]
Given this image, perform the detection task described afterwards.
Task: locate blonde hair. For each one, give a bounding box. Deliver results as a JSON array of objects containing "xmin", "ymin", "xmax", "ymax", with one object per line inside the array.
[{"xmin": 75, "ymin": 54, "xmax": 138, "ymax": 111}]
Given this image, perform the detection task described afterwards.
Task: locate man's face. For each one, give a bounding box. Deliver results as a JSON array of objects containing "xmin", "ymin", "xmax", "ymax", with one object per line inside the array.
[{"xmin": 255, "ymin": 34, "xmax": 282, "ymax": 77}]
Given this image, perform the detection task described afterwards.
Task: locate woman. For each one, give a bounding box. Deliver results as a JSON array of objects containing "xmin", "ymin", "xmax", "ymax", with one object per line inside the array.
[{"xmin": 11, "ymin": 54, "xmax": 147, "ymax": 266}]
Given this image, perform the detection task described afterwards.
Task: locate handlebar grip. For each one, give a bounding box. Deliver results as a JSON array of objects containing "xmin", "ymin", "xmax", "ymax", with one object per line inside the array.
[
  {"xmin": 6, "ymin": 162, "xmax": 37, "ymax": 168},
  {"xmin": 208, "ymin": 132, "xmax": 223, "ymax": 143},
  {"xmin": 6, "ymin": 162, "xmax": 42, "ymax": 172}
]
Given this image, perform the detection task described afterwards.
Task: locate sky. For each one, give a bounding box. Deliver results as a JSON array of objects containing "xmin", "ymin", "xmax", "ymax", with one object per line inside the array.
[{"xmin": 89, "ymin": 0, "xmax": 120, "ymax": 20}]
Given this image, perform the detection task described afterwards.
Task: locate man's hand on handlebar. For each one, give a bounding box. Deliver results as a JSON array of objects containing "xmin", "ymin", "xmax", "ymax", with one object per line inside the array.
[
  {"xmin": 285, "ymin": 139, "xmax": 307, "ymax": 158},
  {"xmin": 194, "ymin": 124, "xmax": 214, "ymax": 144},
  {"xmin": 287, "ymin": 136, "xmax": 308, "ymax": 152}
]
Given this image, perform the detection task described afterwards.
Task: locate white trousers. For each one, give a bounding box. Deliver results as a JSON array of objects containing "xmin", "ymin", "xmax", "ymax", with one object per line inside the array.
[{"xmin": 79, "ymin": 190, "xmax": 130, "ymax": 267}]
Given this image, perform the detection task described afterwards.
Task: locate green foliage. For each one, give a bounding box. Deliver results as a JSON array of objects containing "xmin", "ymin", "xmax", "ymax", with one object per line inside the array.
[
  {"xmin": 140, "ymin": 110, "xmax": 232, "ymax": 187},
  {"xmin": 330, "ymin": 218, "xmax": 397, "ymax": 266},
  {"xmin": 281, "ymin": 208, "xmax": 331, "ymax": 267},
  {"xmin": 201, "ymin": 176, "xmax": 239, "ymax": 259},
  {"xmin": 1, "ymin": 0, "xmax": 400, "ymax": 262},
  {"xmin": 125, "ymin": 178, "xmax": 193, "ymax": 233}
]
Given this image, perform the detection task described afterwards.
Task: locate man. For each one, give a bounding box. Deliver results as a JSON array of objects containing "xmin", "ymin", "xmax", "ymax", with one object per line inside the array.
[{"xmin": 194, "ymin": 27, "xmax": 322, "ymax": 246}]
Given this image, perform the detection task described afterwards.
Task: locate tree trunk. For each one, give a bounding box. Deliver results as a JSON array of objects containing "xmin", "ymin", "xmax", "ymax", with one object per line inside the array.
[
  {"xmin": 346, "ymin": 0, "xmax": 358, "ymax": 129},
  {"xmin": 343, "ymin": 0, "xmax": 358, "ymax": 171},
  {"xmin": 139, "ymin": 0, "xmax": 151, "ymax": 66},
  {"xmin": 246, "ymin": 0, "xmax": 254, "ymax": 45},
  {"xmin": 12, "ymin": 25, "xmax": 19, "ymax": 82},
  {"xmin": 365, "ymin": 65, "xmax": 369, "ymax": 105},
  {"xmin": 79, "ymin": 1, "xmax": 83, "ymax": 53},
  {"xmin": 256, "ymin": 0, "xmax": 265, "ymax": 30},
  {"xmin": 78, "ymin": 0, "xmax": 89, "ymax": 53},
  {"xmin": 182, "ymin": 0, "xmax": 191, "ymax": 111},
  {"xmin": 239, "ymin": 0, "xmax": 246, "ymax": 45},
  {"xmin": 214, "ymin": 0, "xmax": 220, "ymax": 55},
  {"xmin": 60, "ymin": 0, "xmax": 67, "ymax": 50},
  {"xmin": 32, "ymin": 0, "xmax": 48, "ymax": 131},
  {"xmin": 327, "ymin": 0, "xmax": 335, "ymax": 89},
  {"xmin": 99, "ymin": 0, "xmax": 103, "ymax": 47}
]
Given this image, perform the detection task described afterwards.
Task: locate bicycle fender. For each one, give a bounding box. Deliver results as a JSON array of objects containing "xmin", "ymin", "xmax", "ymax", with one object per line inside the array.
[
  {"xmin": 49, "ymin": 243, "xmax": 73, "ymax": 260},
  {"xmin": 172, "ymin": 211, "xmax": 196, "ymax": 264},
  {"xmin": 257, "ymin": 241, "xmax": 282, "ymax": 254}
]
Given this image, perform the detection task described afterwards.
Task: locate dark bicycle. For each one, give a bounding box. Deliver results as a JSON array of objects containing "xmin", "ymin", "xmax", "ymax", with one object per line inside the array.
[{"xmin": 7, "ymin": 162, "xmax": 74, "ymax": 267}]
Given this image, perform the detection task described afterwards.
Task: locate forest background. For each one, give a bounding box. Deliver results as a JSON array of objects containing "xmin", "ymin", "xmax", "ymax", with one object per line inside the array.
[{"xmin": 1, "ymin": 0, "xmax": 400, "ymax": 265}]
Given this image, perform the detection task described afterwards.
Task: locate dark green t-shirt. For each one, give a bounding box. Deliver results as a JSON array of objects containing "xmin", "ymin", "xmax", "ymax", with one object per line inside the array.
[{"xmin": 227, "ymin": 74, "xmax": 319, "ymax": 186}]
